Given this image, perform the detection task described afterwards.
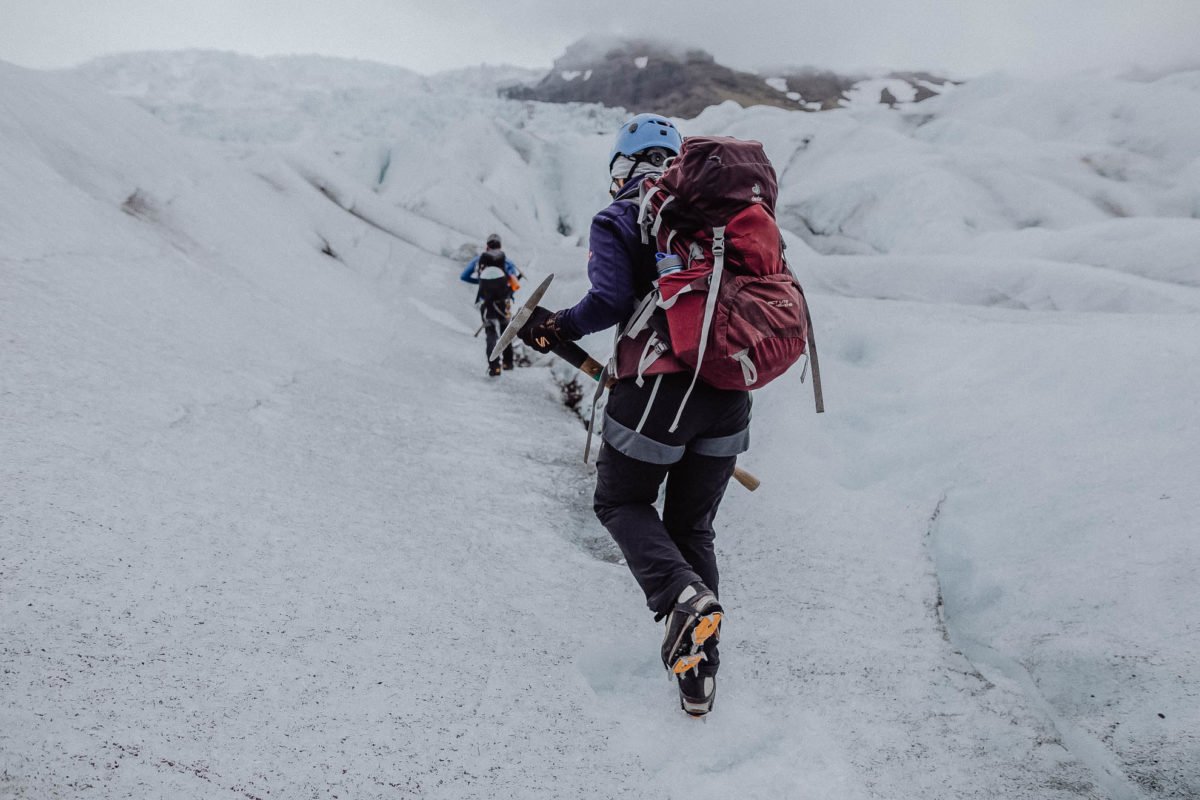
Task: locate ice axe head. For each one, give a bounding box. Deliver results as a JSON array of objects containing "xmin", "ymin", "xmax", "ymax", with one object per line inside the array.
[{"xmin": 489, "ymin": 273, "xmax": 554, "ymax": 362}]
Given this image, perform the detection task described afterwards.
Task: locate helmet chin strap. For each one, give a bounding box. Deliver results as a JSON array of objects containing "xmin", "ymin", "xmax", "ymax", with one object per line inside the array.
[{"xmin": 624, "ymin": 157, "xmax": 643, "ymax": 181}]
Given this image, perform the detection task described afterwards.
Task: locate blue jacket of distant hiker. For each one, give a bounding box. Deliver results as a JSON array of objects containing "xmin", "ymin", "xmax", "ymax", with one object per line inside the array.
[
  {"xmin": 557, "ymin": 176, "xmax": 657, "ymax": 340},
  {"xmin": 459, "ymin": 254, "xmax": 520, "ymax": 284}
]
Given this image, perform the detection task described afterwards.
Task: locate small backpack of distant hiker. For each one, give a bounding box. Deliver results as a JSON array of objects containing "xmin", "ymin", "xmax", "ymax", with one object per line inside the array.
[
  {"xmin": 475, "ymin": 248, "xmax": 514, "ymax": 310},
  {"xmin": 618, "ymin": 136, "xmax": 824, "ymax": 431}
]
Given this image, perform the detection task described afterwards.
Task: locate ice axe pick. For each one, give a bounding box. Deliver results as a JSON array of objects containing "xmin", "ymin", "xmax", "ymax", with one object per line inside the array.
[{"xmin": 490, "ymin": 273, "xmax": 557, "ymax": 363}]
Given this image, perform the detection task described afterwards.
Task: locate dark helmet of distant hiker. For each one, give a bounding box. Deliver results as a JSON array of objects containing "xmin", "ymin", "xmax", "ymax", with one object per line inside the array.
[
  {"xmin": 608, "ymin": 113, "xmax": 683, "ymax": 173},
  {"xmin": 486, "ymin": 233, "xmax": 502, "ymax": 249}
]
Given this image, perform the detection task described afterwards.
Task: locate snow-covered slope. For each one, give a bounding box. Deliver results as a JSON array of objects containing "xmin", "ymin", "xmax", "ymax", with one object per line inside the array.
[
  {"xmin": 2, "ymin": 52, "xmax": 1198, "ymax": 798},
  {"xmin": 0, "ymin": 60, "xmax": 629, "ymax": 798},
  {"xmin": 74, "ymin": 52, "xmax": 624, "ymax": 248},
  {"xmin": 691, "ymin": 71, "xmax": 1200, "ymax": 258}
]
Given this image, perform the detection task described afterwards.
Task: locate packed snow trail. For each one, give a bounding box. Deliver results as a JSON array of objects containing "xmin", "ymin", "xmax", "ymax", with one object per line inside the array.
[
  {"xmin": 0, "ymin": 285, "xmax": 1096, "ymax": 799},
  {"xmin": 2, "ymin": 345, "xmax": 616, "ymax": 797}
]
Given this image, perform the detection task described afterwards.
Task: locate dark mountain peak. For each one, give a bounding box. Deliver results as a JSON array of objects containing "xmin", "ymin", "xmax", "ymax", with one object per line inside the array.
[
  {"xmin": 505, "ymin": 37, "xmax": 957, "ymax": 118},
  {"xmin": 505, "ymin": 37, "xmax": 796, "ymax": 119}
]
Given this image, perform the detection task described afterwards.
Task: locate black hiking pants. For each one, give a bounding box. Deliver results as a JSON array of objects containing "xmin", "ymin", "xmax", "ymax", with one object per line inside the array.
[
  {"xmin": 481, "ymin": 303, "xmax": 513, "ymax": 371},
  {"xmin": 593, "ymin": 372, "xmax": 751, "ymax": 670}
]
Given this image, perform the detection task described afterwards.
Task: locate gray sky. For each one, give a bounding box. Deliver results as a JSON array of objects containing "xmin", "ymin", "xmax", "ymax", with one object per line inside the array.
[{"xmin": 3, "ymin": 0, "xmax": 1199, "ymax": 78}]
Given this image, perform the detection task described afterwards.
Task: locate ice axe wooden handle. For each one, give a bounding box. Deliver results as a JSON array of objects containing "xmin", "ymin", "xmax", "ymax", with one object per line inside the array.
[
  {"xmin": 551, "ymin": 341, "xmax": 760, "ymax": 492},
  {"xmin": 731, "ymin": 467, "xmax": 760, "ymax": 492},
  {"xmin": 551, "ymin": 341, "xmax": 606, "ymax": 382}
]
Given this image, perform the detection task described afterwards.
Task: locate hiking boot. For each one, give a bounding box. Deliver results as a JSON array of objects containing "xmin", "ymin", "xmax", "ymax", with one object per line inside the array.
[
  {"xmin": 677, "ymin": 670, "xmax": 717, "ymax": 717},
  {"xmin": 487, "ymin": 364, "xmax": 502, "ymax": 377},
  {"xmin": 661, "ymin": 583, "xmax": 722, "ymax": 678},
  {"xmin": 502, "ymin": 361, "xmax": 514, "ymax": 370}
]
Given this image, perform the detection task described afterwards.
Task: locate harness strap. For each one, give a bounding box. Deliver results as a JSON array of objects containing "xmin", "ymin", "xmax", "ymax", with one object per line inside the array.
[
  {"xmin": 669, "ymin": 226, "xmax": 726, "ymax": 433},
  {"xmin": 635, "ymin": 374, "xmax": 664, "ymax": 434},
  {"xmin": 691, "ymin": 427, "xmax": 750, "ymax": 457},
  {"xmin": 636, "ymin": 333, "xmax": 656, "ymax": 387},
  {"xmin": 602, "ymin": 413, "xmax": 685, "ymax": 465},
  {"xmin": 583, "ymin": 361, "xmax": 610, "ymax": 463}
]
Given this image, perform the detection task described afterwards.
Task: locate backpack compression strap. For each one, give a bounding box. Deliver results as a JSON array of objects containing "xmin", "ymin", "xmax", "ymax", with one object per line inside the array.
[
  {"xmin": 804, "ymin": 296, "xmax": 825, "ymax": 413},
  {"xmin": 669, "ymin": 226, "xmax": 726, "ymax": 433}
]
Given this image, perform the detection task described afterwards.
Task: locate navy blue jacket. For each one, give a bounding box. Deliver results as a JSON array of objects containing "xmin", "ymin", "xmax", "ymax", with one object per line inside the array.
[{"xmin": 559, "ymin": 178, "xmax": 658, "ymax": 340}]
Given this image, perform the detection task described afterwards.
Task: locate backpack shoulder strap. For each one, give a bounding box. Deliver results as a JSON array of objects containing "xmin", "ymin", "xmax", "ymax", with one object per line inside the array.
[{"xmin": 666, "ymin": 225, "xmax": 727, "ymax": 433}]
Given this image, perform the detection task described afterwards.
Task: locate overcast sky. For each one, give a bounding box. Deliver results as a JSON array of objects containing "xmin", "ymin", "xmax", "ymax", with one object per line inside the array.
[{"xmin": 3, "ymin": 0, "xmax": 1200, "ymax": 78}]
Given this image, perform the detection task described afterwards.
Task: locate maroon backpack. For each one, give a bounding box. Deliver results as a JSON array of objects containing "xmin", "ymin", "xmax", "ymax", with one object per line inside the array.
[{"xmin": 617, "ymin": 136, "xmax": 823, "ymax": 432}]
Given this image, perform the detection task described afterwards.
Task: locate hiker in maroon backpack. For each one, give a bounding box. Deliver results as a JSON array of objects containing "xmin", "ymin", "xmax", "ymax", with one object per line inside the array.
[{"xmin": 518, "ymin": 113, "xmax": 821, "ymax": 716}]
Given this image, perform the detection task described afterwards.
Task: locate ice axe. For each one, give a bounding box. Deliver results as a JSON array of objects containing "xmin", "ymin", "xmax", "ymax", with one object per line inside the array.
[
  {"xmin": 491, "ymin": 275, "xmax": 760, "ymax": 493},
  {"xmin": 490, "ymin": 273, "xmax": 559, "ymax": 362},
  {"xmin": 491, "ymin": 273, "xmax": 610, "ymax": 383}
]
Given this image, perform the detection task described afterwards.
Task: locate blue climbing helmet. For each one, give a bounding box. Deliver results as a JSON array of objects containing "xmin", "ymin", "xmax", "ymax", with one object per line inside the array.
[{"xmin": 608, "ymin": 113, "xmax": 683, "ymax": 171}]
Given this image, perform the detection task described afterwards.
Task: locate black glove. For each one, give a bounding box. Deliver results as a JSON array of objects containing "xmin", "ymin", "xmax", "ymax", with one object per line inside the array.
[{"xmin": 519, "ymin": 306, "xmax": 571, "ymax": 354}]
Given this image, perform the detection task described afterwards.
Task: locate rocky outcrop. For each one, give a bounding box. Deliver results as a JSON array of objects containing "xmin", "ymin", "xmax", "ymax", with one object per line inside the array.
[
  {"xmin": 505, "ymin": 39, "xmax": 799, "ymax": 118},
  {"xmin": 504, "ymin": 38, "xmax": 957, "ymax": 117}
]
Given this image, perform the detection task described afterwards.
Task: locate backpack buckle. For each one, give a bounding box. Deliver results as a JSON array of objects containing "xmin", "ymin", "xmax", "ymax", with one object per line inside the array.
[{"xmin": 711, "ymin": 227, "xmax": 726, "ymax": 257}]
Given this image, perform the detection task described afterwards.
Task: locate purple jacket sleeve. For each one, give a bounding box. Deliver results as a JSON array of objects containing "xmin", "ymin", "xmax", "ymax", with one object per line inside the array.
[{"xmin": 558, "ymin": 200, "xmax": 641, "ymax": 339}]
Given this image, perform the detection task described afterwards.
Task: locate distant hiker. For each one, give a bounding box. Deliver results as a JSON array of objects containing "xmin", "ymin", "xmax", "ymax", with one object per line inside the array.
[
  {"xmin": 516, "ymin": 114, "xmax": 745, "ymax": 716},
  {"xmin": 461, "ymin": 234, "xmax": 523, "ymax": 376}
]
